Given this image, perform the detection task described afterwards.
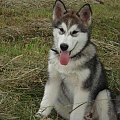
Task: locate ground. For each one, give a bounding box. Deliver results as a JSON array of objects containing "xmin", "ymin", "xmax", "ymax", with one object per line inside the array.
[{"xmin": 0, "ymin": 0, "xmax": 120, "ymax": 120}]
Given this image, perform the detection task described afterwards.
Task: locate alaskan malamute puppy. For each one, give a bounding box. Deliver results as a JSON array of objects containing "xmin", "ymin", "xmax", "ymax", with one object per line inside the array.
[{"xmin": 36, "ymin": 0, "xmax": 118, "ymax": 120}]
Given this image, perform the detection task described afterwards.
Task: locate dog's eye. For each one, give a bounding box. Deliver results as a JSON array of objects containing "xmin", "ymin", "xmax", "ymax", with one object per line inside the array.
[
  {"xmin": 59, "ymin": 28, "xmax": 65, "ymax": 35},
  {"xmin": 71, "ymin": 30, "xmax": 79, "ymax": 36}
]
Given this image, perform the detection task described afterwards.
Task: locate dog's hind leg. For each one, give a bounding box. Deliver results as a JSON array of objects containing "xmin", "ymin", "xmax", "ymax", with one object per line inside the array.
[{"xmin": 95, "ymin": 89, "xmax": 117, "ymax": 120}]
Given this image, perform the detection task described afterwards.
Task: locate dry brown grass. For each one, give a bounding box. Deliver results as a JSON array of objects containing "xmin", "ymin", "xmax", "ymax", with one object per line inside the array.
[{"xmin": 0, "ymin": 0, "xmax": 120, "ymax": 120}]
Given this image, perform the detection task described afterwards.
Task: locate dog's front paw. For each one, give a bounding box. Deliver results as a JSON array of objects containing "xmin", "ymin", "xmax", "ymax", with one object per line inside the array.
[
  {"xmin": 35, "ymin": 107, "xmax": 52, "ymax": 118},
  {"xmin": 35, "ymin": 112, "xmax": 43, "ymax": 118}
]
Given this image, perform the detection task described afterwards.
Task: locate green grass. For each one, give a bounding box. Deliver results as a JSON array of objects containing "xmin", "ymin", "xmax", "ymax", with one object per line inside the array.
[{"xmin": 0, "ymin": 0, "xmax": 120, "ymax": 120}]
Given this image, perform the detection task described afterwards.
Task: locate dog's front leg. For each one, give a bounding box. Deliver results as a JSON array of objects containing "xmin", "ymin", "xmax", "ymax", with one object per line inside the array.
[
  {"xmin": 36, "ymin": 68, "xmax": 61, "ymax": 118},
  {"xmin": 70, "ymin": 87, "xmax": 89, "ymax": 120}
]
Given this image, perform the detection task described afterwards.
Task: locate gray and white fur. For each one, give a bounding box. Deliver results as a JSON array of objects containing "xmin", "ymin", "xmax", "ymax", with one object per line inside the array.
[{"xmin": 36, "ymin": 0, "xmax": 118, "ymax": 120}]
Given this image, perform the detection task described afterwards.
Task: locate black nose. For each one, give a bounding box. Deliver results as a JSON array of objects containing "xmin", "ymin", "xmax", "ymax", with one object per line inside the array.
[{"xmin": 60, "ymin": 43, "xmax": 69, "ymax": 51}]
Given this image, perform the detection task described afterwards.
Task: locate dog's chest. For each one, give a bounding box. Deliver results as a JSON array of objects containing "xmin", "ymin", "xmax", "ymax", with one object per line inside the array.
[
  {"xmin": 60, "ymin": 68, "xmax": 90, "ymax": 85},
  {"xmin": 59, "ymin": 66, "xmax": 90, "ymax": 101},
  {"xmin": 56, "ymin": 62, "xmax": 90, "ymax": 88},
  {"xmin": 49, "ymin": 53, "xmax": 90, "ymax": 89}
]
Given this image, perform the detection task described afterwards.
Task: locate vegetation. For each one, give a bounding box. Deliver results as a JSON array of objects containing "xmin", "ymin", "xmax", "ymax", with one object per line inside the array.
[{"xmin": 0, "ymin": 0, "xmax": 119, "ymax": 120}]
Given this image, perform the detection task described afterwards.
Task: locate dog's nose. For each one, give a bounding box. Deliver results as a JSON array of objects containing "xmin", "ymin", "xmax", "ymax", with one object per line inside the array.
[{"xmin": 60, "ymin": 43, "xmax": 69, "ymax": 51}]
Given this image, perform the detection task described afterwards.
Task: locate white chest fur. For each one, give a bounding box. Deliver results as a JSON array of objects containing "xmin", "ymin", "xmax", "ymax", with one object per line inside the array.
[{"xmin": 49, "ymin": 51, "xmax": 90, "ymax": 90}]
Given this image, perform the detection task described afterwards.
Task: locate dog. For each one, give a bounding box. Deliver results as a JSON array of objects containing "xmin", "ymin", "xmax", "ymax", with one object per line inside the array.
[{"xmin": 36, "ymin": 0, "xmax": 118, "ymax": 119}]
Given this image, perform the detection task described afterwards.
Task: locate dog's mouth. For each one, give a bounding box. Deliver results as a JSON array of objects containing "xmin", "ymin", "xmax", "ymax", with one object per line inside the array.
[
  {"xmin": 60, "ymin": 51, "xmax": 70, "ymax": 65},
  {"xmin": 51, "ymin": 42, "xmax": 78, "ymax": 65},
  {"xmin": 51, "ymin": 49, "xmax": 70, "ymax": 65},
  {"xmin": 60, "ymin": 42, "xmax": 78, "ymax": 65}
]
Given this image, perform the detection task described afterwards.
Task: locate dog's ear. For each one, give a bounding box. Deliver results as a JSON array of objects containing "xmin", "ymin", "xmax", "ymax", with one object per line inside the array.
[
  {"xmin": 53, "ymin": 0, "xmax": 67, "ymax": 21},
  {"xmin": 77, "ymin": 4, "xmax": 92, "ymax": 27}
]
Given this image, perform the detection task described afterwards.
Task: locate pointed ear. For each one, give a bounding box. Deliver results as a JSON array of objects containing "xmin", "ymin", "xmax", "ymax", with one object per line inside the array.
[
  {"xmin": 77, "ymin": 4, "xmax": 92, "ymax": 26},
  {"xmin": 53, "ymin": 0, "xmax": 67, "ymax": 21}
]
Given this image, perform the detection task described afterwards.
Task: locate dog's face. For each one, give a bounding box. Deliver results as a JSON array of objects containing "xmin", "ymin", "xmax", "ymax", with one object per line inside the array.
[{"xmin": 52, "ymin": 0, "xmax": 92, "ymax": 65}]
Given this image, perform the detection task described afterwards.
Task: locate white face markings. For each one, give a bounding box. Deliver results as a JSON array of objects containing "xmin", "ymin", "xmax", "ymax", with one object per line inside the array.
[
  {"xmin": 53, "ymin": 22, "xmax": 88, "ymax": 56},
  {"xmin": 58, "ymin": 22, "xmax": 79, "ymax": 37}
]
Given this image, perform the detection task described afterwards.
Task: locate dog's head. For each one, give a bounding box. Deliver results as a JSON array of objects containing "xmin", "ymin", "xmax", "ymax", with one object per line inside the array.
[{"xmin": 52, "ymin": 0, "xmax": 92, "ymax": 65}]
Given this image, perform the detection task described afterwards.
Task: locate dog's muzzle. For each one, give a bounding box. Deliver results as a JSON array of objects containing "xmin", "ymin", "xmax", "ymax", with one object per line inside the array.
[{"xmin": 60, "ymin": 43, "xmax": 69, "ymax": 51}]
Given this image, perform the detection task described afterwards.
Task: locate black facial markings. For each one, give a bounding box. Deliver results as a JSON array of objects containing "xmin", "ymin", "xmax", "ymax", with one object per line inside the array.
[
  {"xmin": 59, "ymin": 27, "xmax": 65, "ymax": 35},
  {"xmin": 70, "ymin": 39, "xmax": 90, "ymax": 59},
  {"xmin": 51, "ymin": 48, "xmax": 59, "ymax": 54},
  {"xmin": 70, "ymin": 41, "xmax": 78, "ymax": 54},
  {"xmin": 70, "ymin": 30, "xmax": 79, "ymax": 37},
  {"xmin": 72, "ymin": 30, "xmax": 79, "ymax": 34},
  {"xmin": 59, "ymin": 27, "xmax": 64, "ymax": 32}
]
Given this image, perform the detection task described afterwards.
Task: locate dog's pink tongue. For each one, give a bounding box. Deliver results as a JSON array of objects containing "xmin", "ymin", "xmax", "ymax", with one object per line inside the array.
[{"xmin": 60, "ymin": 51, "xmax": 70, "ymax": 65}]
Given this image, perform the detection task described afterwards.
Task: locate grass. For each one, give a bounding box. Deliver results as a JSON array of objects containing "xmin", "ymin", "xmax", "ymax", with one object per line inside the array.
[{"xmin": 0, "ymin": 0, "xmax": 120, "ymax": 120}]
